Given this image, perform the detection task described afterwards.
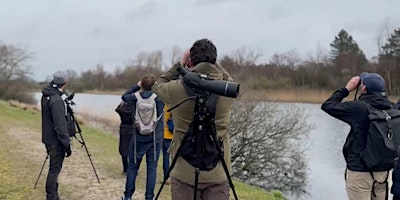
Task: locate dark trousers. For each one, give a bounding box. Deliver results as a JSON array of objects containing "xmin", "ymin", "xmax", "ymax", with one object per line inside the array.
[
  {"xmin": 45, "ymin": 144, "xmax": 65, "ymax": 200},
  {"xmin": 162, "ymin": 139, "xmax": 172, "ymax": 179},
  {"xmin": 122, "ymin": 156, "xmax": 128, "ymax": 173}
]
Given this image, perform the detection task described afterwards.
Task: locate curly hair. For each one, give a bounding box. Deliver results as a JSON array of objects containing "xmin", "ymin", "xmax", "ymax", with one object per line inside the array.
[
  {"xmin": 190, "ymin": 38, "xmax": 217, "ymax": 66},
  {"xmin": 141, "ymin": 74, "xmax": 156, "ymax": 90}
]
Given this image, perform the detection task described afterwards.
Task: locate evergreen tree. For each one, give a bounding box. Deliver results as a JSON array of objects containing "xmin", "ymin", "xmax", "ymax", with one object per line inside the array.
[
  {"xmin": 379, "ymin": 28, "xmax": 400, "ymax": 95},
  {"xmin": 381, "ymin": 28, "xmax": 400, "ymax": 57},
  {"xmin": 330, "ymin": 29, "xmax": 367, "ymax": 75}
]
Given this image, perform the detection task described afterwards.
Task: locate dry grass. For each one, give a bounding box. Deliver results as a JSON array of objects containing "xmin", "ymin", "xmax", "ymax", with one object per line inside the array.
[
  {"xmin": 77, "ymin": 112, "xmax": 120, "ymax": 135},
  {"xmin": 84, "ymin": 89, "xmax": 125, "ymax": 95},
  {"xmin": 8, "ymin": 100, "xmax": 40, "ymax": 113}
]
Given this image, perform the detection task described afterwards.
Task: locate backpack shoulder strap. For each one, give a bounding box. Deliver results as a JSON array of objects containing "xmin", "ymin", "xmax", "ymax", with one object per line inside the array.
[
  {"xmin": 134, "ymin": 92, "xmax": 143, "ymax": 101},
  {"xmin": 148, "ymin": 93, "xmax": 157, "ymax": 101}
]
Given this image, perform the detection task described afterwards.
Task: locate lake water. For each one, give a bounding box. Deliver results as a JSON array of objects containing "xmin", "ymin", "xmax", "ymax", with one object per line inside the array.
[{"xmin": 33, "ymin": 92, "xmax": 349, "ymax": 200}]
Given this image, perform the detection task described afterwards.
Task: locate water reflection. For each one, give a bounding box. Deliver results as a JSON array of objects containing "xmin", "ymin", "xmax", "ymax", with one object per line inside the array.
[{"xmin": 299, "ymin": 103, "xmax": 348, "ymax": 200}]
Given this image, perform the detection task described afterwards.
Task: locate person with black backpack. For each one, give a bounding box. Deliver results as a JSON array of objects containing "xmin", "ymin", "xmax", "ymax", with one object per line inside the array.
[
  {"xmin": 152, "ymin": 39, "xmax": 235, "ymax": 200},
  {"xmin": 321, "ymin": 72, "xmax": 399, "ymax": 200},
  {"xmin": 120, "ymin": 74, "xmax": 164, "ymax": 200},
  {"xmin": 41, "ymin": 70, "xmax": 72, "ymax": 200}
]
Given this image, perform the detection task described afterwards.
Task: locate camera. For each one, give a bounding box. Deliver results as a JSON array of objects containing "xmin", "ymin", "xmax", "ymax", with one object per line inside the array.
[
  {"xmin": 177, "ymin": 65, "xmax": 239, "ymax": 98},
  {"xmin": 63, "ymin": 89, "xmax": 75, "ymax": 106},
  {"xmin": 64, "ymin": 89, "xmax": 75, "ymax": 101}
]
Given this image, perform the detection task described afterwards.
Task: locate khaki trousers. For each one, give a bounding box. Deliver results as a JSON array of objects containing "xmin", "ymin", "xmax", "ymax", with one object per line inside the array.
[
  {"xmin": 346, "ymin": 169, "xmax": 390, "ymax": 200},
  {"xmin": 170, "ymin": 177, "xmax": 230, "ymax": 200}
]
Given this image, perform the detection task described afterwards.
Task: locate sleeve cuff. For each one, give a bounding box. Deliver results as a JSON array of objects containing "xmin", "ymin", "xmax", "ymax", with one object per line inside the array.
[{"xmin": 340, "ymin": 87, "xmax": 350, "ymax": 96}]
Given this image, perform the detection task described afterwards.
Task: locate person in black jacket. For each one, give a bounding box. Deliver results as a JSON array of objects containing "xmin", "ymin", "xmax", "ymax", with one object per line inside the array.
[
  {"xmin": 115, "ymin": 101, "xmax": 134, "ymax": 175},
  {"xmin": 393, "ymin": 159, "xmax": 400, "ymax": 200},
  {"xmin": 392, "ymin": 100, "xmax": 400, "ymax": 200},
  {"xmin": 321, "ymin": 72, "xmax": 393, "ymax": 200},
  {"xmin": 41, "ymin": 70, "xmax": 72, "ymax": 200}
]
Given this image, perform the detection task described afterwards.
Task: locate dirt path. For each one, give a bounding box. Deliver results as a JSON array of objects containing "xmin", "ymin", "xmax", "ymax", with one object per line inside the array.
[{"xmin": 7, "ymin": 127, "xmax": 146, "ymax": 200}]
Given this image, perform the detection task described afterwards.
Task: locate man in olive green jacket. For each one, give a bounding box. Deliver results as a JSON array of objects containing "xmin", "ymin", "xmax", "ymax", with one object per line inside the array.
[{"xmin": 152, "ymin": 39, "xmax": 234, "ymax": 200}]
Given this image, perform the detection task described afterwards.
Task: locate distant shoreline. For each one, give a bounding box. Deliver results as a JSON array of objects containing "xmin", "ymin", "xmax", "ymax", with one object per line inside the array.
[{"xmin": 83, "ymin": 88, "xmax": 400, "ymax": 104}]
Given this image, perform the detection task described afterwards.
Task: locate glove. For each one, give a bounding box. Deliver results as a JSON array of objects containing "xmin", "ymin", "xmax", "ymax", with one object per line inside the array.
[{"xmin": 65, "ymin": 146, "xmax": 72, "ymax": 157}]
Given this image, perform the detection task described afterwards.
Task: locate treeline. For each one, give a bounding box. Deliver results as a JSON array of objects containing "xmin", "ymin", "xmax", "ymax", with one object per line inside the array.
[{"xmin": 1, "ymin": 28, "xmax": 399, "ymax": 103}]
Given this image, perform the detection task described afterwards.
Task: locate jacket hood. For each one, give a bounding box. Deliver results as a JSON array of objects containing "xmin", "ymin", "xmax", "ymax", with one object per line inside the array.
[
  {"xmin": 359, "ymin": 92, "xmax": 393, "ymax": 110},
  {"xmin": 42, "ymin": 85, "xmax": 63, "ymax": 97},
  {"xmin": 190, "ymin": 62, "xmax": 223, "ymax": 80}
]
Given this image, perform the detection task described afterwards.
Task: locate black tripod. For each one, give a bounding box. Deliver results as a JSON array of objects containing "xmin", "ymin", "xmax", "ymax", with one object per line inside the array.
[
  {"xmin": 155, "ymin": 91, "xmax": 238, "ymax": 200},
  {"xmin": 34, "ymin": 96, "xmax": 100, "ymax": 189}
]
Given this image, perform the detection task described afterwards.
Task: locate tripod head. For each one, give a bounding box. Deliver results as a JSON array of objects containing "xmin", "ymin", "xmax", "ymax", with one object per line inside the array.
[
  {"xmin": 63, "ymin": 89, "xmax": 79, "ymax": 138},
  {"xmin": 64, "ymin": 89, "xmax": 75, "ymax": 107}
]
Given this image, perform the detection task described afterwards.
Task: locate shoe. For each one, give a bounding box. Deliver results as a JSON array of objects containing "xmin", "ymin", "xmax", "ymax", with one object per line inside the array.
[
  {"xmin": 122, "ymin": 171, "xmax": 127, "ymax": 176},
  {"xmin": 121, "ymin": 197, "xmax": 131, "ymax": 200}
]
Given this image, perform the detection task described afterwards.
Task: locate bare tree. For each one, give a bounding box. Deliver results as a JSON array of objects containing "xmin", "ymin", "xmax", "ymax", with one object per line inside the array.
[
  {"xmin": 136, "ymin": 50, "xmax": 163, "ymax": 69},
  {"xmin": 229, "ymin": 99, "xmax": 312, "ymax": 196},
  {"xmin": 94, "ymin": 64, "xmax": 107, "ymax": 90},
  {"xmin": 232, "ymin": 47, "xmax": 262, "ymax": 66},
  {"xmin": 0, "ymin": 42, "xmax": 34, "ymax": 103},
  {"xmin": 170, "ymin": 45, "xmax": 182, "ymax": 67},
  {"xmin": 269, "ymin": 49, "xmax": 302, "ymax": 69}
]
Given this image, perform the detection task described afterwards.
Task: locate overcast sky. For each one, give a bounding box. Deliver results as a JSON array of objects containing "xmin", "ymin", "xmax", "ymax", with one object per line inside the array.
[{"xmin": 1, "ymin": 0, "xmax": 399, "ymax": 81}]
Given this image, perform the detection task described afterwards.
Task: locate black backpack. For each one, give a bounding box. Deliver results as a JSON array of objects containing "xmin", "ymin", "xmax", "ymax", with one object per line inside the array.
[
  {"xmin": 179, "ymin": 93, "xmax": 223, "ymax": 171},
  {"xmin": 66, "ymin": 111, "xmax": 77, "ymax": 137},
  {"xmin": 361, "ymin": 103, "xmax": 400, "ymax": 171}
]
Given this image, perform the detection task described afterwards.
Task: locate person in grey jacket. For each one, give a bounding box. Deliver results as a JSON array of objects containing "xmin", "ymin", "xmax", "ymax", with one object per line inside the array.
[{"xmin": 41, "ymin": 70, "xmax": 72, "ymax": 200}]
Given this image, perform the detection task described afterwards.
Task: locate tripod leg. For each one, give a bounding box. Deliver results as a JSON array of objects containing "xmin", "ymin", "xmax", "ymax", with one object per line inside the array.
[
  {"xmin": 67, "ymin": 102, "xmax": 100, "ymax": 183},
  {"xmin": 194, "ymin": 168, "xmax": 200, "ymax": 200},
  {"xmin": 219, "ymin": 153, "xmax": 238, "ymax": 200},
  {"xmin": 76, "ymin": 132, "xmax": 101, "ymax": 183},
  {"xmin": 155, "ymin": 146, "xmax": 180, "ymax": 199},
  {"xmin": 210, "ymin": 128, "xmax": 239, "ymax": 200},
  {"xmin": 34, "ymin": 155, "xmax": 49, "ymax": 189},
  {"xmin": 155, "ymin": 132, "xmax": 192, "ymax": 200}
]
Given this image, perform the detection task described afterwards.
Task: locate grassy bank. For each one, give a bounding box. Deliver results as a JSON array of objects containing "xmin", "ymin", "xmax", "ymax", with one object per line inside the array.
[{"xmin": 0, "ymin": 101, "xmax": 285, "ymax": 200}]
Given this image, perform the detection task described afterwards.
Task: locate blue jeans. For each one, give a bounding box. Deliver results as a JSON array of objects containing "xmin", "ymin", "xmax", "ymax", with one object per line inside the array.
[
  {"xmin": 124, "ymin": 140, "xmax": 161, "ymax": 200},
  {"xmin": 162, "ymin": 139, "xmax": 172, "ymax": 179}
]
